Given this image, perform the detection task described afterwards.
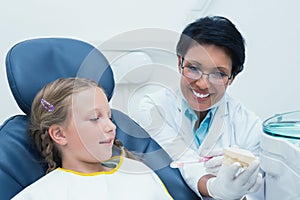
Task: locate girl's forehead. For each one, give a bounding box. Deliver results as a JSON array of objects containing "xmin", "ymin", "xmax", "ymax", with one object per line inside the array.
[{"xmin": 70, "ymin": 88, "xmax": 109, "ymax": 111}]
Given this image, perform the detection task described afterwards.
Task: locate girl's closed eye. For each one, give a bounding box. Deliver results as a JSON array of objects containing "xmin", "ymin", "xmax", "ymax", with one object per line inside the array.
[{"xmin": 90, "ymin": 115, "xmax": 101, "ymax": 122}]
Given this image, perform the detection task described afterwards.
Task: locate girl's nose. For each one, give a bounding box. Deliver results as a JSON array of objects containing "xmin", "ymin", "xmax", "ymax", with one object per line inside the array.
[{"xmin": 103, "ymin": 118, "xmax": 116, "ymax": 134}]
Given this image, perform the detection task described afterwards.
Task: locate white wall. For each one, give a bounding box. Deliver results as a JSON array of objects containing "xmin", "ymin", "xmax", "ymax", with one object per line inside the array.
[
  {"xmin": 1, "ymin": 0, "xmax": 300, "ymax": 124},
  {"xmin": 0, "ymin": 0, "xmax": 197, "ymax": 124},
  {"xmin": 203, "ymin": 0, "xmax": 300, "ymax": 119}
]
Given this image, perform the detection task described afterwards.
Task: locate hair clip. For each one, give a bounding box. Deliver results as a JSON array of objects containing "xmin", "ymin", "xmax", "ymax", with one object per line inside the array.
[{"xmin": 40, "ymin": 98, "xmax": 55, "ymax": 112}]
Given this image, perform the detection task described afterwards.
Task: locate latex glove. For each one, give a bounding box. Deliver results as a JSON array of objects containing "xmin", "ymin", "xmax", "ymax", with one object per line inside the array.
[
  {"xmin": 203, "ymin": 148, "xmax": 224, "ymax": 176},
  {"xmin": 206, "ymin": 160, "xmax": 263, "ymax": 200}
]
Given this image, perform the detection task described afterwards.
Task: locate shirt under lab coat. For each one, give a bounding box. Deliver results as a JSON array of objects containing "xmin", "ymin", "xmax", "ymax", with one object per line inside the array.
[{"xmin": 134, "ymin": 87, "xmax": 264, "ymax": 200}]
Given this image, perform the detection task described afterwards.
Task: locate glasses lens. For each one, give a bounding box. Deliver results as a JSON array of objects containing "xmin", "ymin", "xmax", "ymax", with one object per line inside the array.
[
  {"xmin": 182, "ymin": 67, "xmax": 229, "ymax": 85},
  {"xmin": 209, "ymin": 77, "xmax": 228, "ymax": 85},
  {"xmin": 182, "ymin": 66, "xmax": 201, "ymax": 79},
  {"xmin": 209, "ymin": 72, "xmax": 228, "ymax": 85}
]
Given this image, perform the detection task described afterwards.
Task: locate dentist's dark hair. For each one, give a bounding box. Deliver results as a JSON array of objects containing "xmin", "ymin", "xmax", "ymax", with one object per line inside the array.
[{"xmin": 176, "ymin": 15, "xmax": 246, "ymax": 78}]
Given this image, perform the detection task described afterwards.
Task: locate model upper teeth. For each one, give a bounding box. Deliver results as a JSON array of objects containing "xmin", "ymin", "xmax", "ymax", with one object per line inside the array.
[{"xmin": 193, "ymin": 90, "xmax": 209, "ymax": 98}]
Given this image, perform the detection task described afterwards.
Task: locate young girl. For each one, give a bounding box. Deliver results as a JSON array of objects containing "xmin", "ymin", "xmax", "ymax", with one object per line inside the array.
[{"xmin": 12, "ymin": 77, "xmax": 173, "ymax": 200}]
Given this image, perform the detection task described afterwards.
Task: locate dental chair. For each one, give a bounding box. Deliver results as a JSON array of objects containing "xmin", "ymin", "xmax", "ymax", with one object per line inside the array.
[{"xmin": 0, "ymin": 38, "xmax": 199, "ymax": 200}]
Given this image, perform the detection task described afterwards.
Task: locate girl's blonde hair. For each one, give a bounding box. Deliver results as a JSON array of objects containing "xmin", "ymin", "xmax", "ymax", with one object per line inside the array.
[{"xmin": 29, "ymin": 77, "xmax": 133, "ymax": 174}]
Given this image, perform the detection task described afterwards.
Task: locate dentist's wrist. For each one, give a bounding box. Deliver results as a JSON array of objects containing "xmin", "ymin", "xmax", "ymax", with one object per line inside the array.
[
  {"xmin": 206, "ymin": 177, "xmax": 246, "ymax": 200},
  {"xmin": 206, "ymin": 177, "xmax": 222, "ymax": 200}
]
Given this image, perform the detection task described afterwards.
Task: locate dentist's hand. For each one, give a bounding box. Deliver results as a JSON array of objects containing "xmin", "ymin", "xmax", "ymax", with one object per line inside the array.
[
  {"xmin": 204, "ymin": 148, "xmax": 223, "ymax": 176},
  {"xmin": 206, "ymin": 160, "xmax": 263, "ymax": 200}
]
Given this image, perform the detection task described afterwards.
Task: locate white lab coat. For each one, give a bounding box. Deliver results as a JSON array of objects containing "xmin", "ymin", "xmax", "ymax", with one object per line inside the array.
[{"xmin": 134, "ymin": 87, "xmax": 264, "ymax": 200}]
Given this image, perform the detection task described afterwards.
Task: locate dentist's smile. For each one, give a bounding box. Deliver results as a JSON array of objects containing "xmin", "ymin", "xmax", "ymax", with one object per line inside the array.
[{"xmin": 192, "ymin": 89, "xmax": 210, "ymax": 99}]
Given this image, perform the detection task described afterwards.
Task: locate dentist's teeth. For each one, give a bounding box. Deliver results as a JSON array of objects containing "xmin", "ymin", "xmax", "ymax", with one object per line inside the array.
[{"xmin": 192, "ymin": 90, "xmax": 209, "ymax": 98}]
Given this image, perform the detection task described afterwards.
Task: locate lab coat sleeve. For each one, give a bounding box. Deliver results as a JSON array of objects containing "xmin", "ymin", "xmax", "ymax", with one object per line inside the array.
[
  {"xmin": 227, "ymin": 96, "xmax": 265, "ymax": 200},
  {"xmin": 229, "ymin": 97, "xmax": 262, "ymax": 155}
]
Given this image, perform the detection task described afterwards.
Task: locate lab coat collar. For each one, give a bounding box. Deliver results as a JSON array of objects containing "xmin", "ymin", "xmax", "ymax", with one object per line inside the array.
[
  {"xmin": 198, "ymin": 95, "xmax": 229, "ymax": 156},
  {"xmin": 177, "ymin": 90, "xmax": 229, "ymax": 154}
]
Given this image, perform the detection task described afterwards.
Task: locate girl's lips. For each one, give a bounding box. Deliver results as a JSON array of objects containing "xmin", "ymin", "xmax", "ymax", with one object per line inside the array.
[{"xmin": 99, "ymin": 138, "xmax": 114, "ymax": 145}]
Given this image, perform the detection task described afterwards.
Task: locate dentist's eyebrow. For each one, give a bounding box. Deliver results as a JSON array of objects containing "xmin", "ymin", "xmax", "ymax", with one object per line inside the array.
[
  {"xmin": 184, "ymin": 58, "xmax": 203, "ymax": 67},
  {"xmin": 188, "ymin": 59, "xmax": 229, "ymax": 70}
]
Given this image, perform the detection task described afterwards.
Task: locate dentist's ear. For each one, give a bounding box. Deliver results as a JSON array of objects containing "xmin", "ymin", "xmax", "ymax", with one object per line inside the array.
[
  {"xmin": 228, "ymin": 76, "xmax": 235, "ymax": 85},
  {"xmin": 48, "ymin": 125, "xmax": 67, "ymax": 146},
  {"xmin": 177, "ymin": 55, "xmax": 182, "ymax": 73}
]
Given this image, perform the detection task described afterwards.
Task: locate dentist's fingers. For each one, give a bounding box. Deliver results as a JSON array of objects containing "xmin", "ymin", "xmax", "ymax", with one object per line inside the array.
[
  {"xmin": 247, "ymin": 173, "xmax": 263, "ymax": 193},
  {"xmin": 226, "ymin": 162, "xmax": 243, "ymax": 180},
  {"xmin": 204, "ymin": 155, "xmax": 223, "ymax": 175},
  {"xmin": 236, "ymin": 160, "xmax": 260, "ymax": 185}
]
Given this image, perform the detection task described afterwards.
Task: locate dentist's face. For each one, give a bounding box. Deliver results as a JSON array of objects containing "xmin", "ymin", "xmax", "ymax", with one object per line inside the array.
[{"xmin": 178, "ymin": 44, "xmax": 233, "ymax": 111}]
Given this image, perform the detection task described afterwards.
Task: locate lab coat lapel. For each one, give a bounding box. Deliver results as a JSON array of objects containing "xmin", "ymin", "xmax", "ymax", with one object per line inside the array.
[
  {"xmin": 180, "ymin": 108, "xmax": 197, "ymax": 150},
  {"xmin": 176, "ymin": 89, "xmax": 197, "ymax": 150},
  {"xmin": 199, "ymin": 100, "xmax": 228, "ymax": 156}
]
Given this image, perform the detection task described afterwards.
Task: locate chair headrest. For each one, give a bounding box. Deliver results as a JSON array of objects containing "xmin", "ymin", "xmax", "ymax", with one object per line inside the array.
[{"xmin": 6, "ymin": 38, "xmax": 115, "ymax": 115}]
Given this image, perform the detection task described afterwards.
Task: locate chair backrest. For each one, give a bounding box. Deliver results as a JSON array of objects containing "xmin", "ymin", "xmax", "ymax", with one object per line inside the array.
[{"xmin": 0, "ymin": 38, "xmax": 199, "ymax": 200}]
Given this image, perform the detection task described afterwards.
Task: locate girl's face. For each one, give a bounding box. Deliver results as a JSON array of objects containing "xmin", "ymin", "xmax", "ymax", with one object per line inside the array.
[
  {"xmin": 62, "ymin": 87, "xmax": 116, "ymax": 172},
  {"xmin": 178, "ymin": 44, "xmax": 233, "ymax": 112}
]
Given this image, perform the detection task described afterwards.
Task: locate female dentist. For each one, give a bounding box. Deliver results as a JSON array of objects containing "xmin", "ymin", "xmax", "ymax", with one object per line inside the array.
[{"xmin": 134, "ymin": 16, "xmax": 263, "ymax": 199}]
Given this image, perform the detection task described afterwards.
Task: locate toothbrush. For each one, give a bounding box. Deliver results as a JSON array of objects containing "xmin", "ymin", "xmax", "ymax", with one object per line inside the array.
[{"xmin": 170, "ymin": 156, "xmax": 212, "ymax": 168}]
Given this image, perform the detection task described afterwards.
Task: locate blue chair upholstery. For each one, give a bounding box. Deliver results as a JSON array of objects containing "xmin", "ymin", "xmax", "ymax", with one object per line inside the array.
[{"xmin": 0, "ymin": 38, "xmax": 199, "ymax": 200}]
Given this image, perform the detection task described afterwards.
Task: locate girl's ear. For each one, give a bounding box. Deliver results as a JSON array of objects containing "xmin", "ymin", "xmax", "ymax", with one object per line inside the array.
[{"xmin": 48, "ymin": 125, "xmax": 67, "ymax": 146}]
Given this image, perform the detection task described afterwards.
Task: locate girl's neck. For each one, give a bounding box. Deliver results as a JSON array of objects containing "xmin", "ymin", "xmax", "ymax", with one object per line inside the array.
[{"xmin": 62, "ymin": 160, "xmax": 111, "ymax": 174}]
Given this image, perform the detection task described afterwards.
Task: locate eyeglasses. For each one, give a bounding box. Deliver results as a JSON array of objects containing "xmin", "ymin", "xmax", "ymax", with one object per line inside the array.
[{"xmin": 180, "ymin": 58, "xmax": 232, "ymax": 85}]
